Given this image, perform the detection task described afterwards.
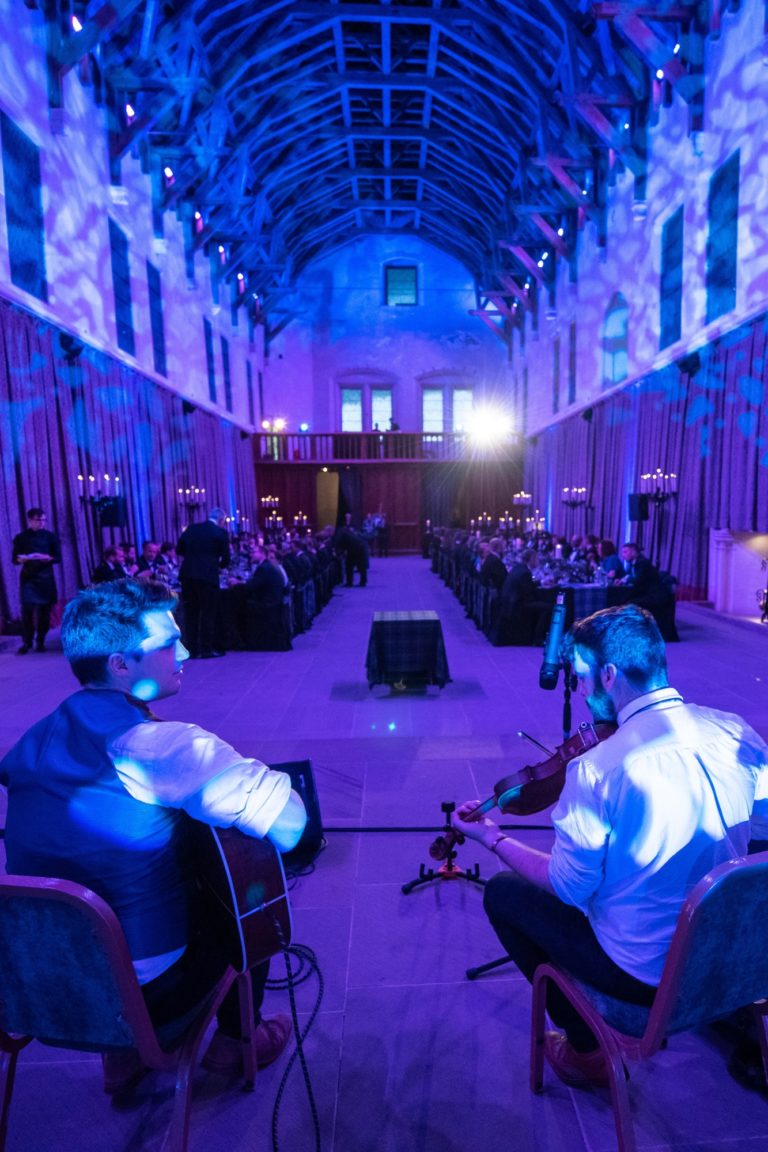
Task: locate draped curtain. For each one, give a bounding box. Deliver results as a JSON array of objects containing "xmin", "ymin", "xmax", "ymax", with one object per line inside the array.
[
  {"xmin": 0, "ymin": 297, "xmax": 257, "ymax": 627},
  {"xmin": 524, "ymin": 312, "xmax": 768, "ymax": 599}
]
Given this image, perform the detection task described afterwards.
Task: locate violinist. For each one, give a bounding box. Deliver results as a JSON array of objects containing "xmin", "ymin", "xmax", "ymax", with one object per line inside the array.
[{"xmin": 453, "ymin": 604, "xmax": 768, "ymax": 1091}]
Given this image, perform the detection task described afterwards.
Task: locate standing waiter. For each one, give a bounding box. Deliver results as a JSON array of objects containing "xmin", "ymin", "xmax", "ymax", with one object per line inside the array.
[
  {"xmin": 12, "ymin": 507, "xmax": 61, "ymax": 654},
  {"xmin": 177, "ymin": 507, "xmax": 230, "ymax": 658}
]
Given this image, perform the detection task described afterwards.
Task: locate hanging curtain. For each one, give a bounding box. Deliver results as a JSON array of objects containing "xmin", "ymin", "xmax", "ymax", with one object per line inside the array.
[{"xmin": 0, "ymin": 297, "xmax": 257, "ymax": 628}]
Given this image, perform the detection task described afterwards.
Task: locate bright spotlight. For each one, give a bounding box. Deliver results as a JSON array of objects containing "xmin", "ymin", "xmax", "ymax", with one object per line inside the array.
[{"xmin": 466, "ymin": 407, "xmax": 513, "ymax": 444}]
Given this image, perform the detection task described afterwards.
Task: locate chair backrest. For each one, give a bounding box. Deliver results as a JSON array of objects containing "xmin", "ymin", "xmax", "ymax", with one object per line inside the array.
[
  {"xmin": 644, "ymin": 852, "xmax": 768, "ymax": 1051},
  {"xmin": 0, "ymin": 876, "xmax": 160, "ymax": 1054}
]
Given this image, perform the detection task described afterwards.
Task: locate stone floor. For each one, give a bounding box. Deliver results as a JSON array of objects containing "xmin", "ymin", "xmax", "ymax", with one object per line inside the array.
[{"xmin": 1, "ymin": 556, "xmax": 768, "ymax": 1152}]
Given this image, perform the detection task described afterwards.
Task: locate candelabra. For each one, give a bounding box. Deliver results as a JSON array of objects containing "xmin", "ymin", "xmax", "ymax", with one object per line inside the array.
[
  {"xmin": 561, "ymin": 486, "xmax": 588, "ymax": 509},
  {"xmin": 640, "ymin": 468, "xmax": 678, "ymax": 506},
  {"xmin": 512, "ymin": 491, "xmax": 532, "ymax": 507},
  {"xmin": 177, "ymin": 485, "xmax": 206, "ymax": 516},
  {"xmin": 639, "ymin": 468, "xmax": 678, "ymax": 564},
  {"xmin": 76, "ymin": 473, "xmax": 122, "ymax": 522}
]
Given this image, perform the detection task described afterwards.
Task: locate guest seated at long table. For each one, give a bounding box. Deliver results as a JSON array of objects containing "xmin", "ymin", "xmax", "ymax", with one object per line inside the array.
[
  {"xmin": 490, "ymin": 548, "xmax": 553, "ymax": 646},
  {"xmin": 615, "ymin": 542, "xmax": 678, "ymax": 641},
  {"xmin": 245, "ymin": 543, "xmax": 292, "ymax": 651}
]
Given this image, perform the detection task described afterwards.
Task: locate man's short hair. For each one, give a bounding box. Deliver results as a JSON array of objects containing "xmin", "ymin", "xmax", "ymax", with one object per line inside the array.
[
  {"xmin": 209, "ymin": 507, "xmax": 226, "ymax": 522},
  {"xmin": 103, "ymin": 546, "xmax": 120, "ymax": 562},
  {"xmin": 569, "ymin": 604, "xmax": 667, "ymax": 691},
  {"xmin": 521, "ymin": 548, "xmax": 538, "ymax": 565},
  {"xmin": 61, "ymin": 579, "xmax": 178, "ymax": 686},
  {"xmin": 26, "ymin": 507, "xmax": 45, "ymax": 519}
]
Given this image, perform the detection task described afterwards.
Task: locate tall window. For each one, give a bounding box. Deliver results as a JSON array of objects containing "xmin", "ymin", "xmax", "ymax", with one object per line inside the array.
[
  {"xmin": 706, "ymin": 150, "xmax": 739, "ymax": 323},
  {"xmin": 422, "ymin": 389, "xmax": 444, "ymax": 433},
  {"xmin": 384, "ymin": 264, "xmax": 417, "ymax": 306},
  {"xmin": 568, "ymin": 320, "xmax": 577, "ymax": 405},
  {"xmin": 421, "ymin": 385, "xmax": 472, "ymax": 433},
  {"xmin": 453, "ymin": 389, "xmax": 473, "ymax": 432},
  {"xmin": 146, "ymin": 260, "xmax": 167, "ymax": 377},
  {"xmin": 246, "ymin": 360, "xmax": 255, "ymax": 425},
  {"xmin": 552, "ymin": 337, "xmax": 561, "ymax": 415},
  {"xmin": 341, "ymin": 388, "xmax": 363, "ymax": 431},
  {"xmin": 371, "ymin": 389, "xmax": 392, "ymax": 430},
  {"xmin": 108, "ymin": 219, "xmax": 135, "ymax": 356},
  {"xmin": 203, "ymin": 318, "xmax": 216, "ymax": 403},
  {"xmin": 602, "ymin": 293, "xmax": 628, "ymax": 388},
  {"xmin": 221, "ymin": 336, "xmax": 232, "ymax": 412},
  {"xmin": 0, "ymin": 113, "xmax": 47, "ymax": 301},
  {"xmin": 660, "ymin": 206, "xmax": 683, "ymax": 350}
]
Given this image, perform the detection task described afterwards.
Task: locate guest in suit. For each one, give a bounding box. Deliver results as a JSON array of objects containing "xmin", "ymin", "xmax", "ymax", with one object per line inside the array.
[
  {"xmin": 177, "ymin": 508, "xmax": 230, "ymax": 658},
  {"xmin": 617, "ymin": 543, "xmax": 663, "ymax": 607},
  {"xmin": 92, "ymin": 545, "xmax": 128, "ymax": 585},
  {"xmin": 495, "ymin": 549, "xmax": 552, "ymax": 645},
  {"xmin": 245, "ymin": 543, "xmax": 292, "ymax": 650},
  {"xmin": 479, "ymin": 537, "xmax": 508, "ymax": 591}
]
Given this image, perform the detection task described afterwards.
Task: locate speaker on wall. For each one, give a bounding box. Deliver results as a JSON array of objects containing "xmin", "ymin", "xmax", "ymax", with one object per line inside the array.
[
  {"xmin": 628, "ymin": 493, "xmax": 649, "ymax": 522},
  {"xmin": 99, "ymin": 496, "xmax": 128, "ymax": 528},
  {"xmin": 268, "ymin": 759, "xmax": 323, "ymax": 867}
]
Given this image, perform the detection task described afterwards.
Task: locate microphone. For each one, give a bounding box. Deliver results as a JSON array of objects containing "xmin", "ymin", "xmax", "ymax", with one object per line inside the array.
[{"xmin": 539, "ymin": 593, "xmax": 567, "ymax": 690}]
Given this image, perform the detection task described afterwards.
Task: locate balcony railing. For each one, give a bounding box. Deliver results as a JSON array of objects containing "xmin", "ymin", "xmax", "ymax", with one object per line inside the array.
[{"xmin": 254, "ymin": 431, "xmax": 522, "ymax": 463}]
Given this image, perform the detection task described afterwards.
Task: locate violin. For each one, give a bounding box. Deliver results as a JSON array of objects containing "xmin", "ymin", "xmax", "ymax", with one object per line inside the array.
[{"xmin": 429, "ymin": 721, "xmax": 616, "ymax": 862}]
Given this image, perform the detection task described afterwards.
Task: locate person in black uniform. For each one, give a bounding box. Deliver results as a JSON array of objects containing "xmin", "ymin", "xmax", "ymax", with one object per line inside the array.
[
  {"xmin": 177, "ymin": 508, "xmax": 230, "ymax": 658},
  {"xmin": 12, "ymin": 507, "xmax": 61, "ymax": 654}
]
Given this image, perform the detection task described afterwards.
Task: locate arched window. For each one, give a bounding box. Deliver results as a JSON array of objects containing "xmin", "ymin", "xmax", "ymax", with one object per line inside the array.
[{"xmin": 602, "ymin": 292, "xmax": 628, "ymax": 389}]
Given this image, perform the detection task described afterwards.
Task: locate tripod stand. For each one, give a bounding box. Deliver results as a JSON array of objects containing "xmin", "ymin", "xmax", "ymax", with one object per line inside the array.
[{"xmin": 401, "ymin": 801, "xmax": 486, "ymax": 894}]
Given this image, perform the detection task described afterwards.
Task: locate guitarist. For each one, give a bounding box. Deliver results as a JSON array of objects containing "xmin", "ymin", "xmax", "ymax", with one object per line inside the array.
[{"xmin": 0, "ymin": 579, "xmax": 307, "ymax": 1093}]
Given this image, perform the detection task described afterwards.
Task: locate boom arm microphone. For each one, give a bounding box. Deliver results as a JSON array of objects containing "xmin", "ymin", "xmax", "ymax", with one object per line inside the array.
[{"xmin": 539, "ymin": 592, "xmax": 567, "ymax": 690}]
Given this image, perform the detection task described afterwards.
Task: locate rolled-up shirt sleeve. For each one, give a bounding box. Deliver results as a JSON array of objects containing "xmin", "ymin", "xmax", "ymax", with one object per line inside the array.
[
  {"xmin": 548, "ymin": 756, "xmax": 610, "ymax": 910},
  {"xmin": 110, "ymin": 721, "xmax": 291, "ymax": 838}
]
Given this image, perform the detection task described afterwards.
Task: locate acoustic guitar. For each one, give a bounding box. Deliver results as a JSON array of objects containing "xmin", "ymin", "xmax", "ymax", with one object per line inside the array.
[{"xmin": 191, "ymin": 823, "xmax": 292, "ymax": 974}]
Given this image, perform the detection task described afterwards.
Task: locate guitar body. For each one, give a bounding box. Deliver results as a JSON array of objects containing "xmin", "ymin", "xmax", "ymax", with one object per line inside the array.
[{"xmin": 192, "ymin": 824, "xmax": 292, "ymax": 973}]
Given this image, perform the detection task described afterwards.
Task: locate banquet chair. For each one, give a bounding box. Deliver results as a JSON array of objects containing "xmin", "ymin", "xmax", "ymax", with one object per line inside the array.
[
  {"xmin": 0, "ymin": 875, "xmax": 255, "ymax": 1152},
  {"xmin": 530, "ymin": 852, "xmax": 768, "ymax": 1152}
]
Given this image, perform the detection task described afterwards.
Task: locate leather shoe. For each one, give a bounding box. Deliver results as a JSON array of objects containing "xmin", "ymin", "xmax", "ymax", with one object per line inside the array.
[
  {"xmin": 202, "ymin": 1014, "xmax": 292, "ymax": 1073},
  {"xmin": 102, "ymin": 1048, "xmax": 148, "ymax": 1094},
  {"xmin": 544, "ymin": 1031, "xmax": 610, "ymax": 1088},
  {"xmin": 16, "ymin": 644, "xmax": 30, "ymax": 655}
]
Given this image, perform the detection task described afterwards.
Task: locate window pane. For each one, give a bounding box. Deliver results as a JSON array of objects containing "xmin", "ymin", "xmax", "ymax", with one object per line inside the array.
[
  {"xmin": 422, "ymin": 389, "xmax": 444, "ymax": 433},
  {"xmin": 706, "ymin": 150, "xmax": 739, "ymax": 323},
  {"xmin": 371, "ymin": 389, "xmax": 392, "ymax": 430},
  {"xmin": 660, "ymin": 206, "xmax": 683, "ymax": 350},
  {"xmin": 452, "ymin": 389, "xmax": 473, "ymax": 432},
  {"xmin": 341, "ymin": 388, "xmax": 363, "ymax": 432},
  {"xmin": 385, "ymin": 265, "xmax": 417, "ymax": 306}
]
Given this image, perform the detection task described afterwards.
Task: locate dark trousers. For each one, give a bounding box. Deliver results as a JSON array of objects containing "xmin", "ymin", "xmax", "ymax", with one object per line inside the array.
[
  {"xmin": 483, "ymin": 872, "xmax": 656, "ymax": 1051},
  {"xmin": 181, "ymin": 578, "xmax": 220, "ymax": 656},
  {"xmin": 21, "ymin": 603, "xmax": 52, "ymax": 647},
  {"xmin": 141, "ymin": 927, "xmax": 269, "ymax": 1038}
]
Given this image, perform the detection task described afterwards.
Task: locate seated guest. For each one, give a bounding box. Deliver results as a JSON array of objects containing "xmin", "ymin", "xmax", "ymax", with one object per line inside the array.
[
  {"xmin": 119, "ymin": 541, "xmax": 139, "ymax": 577},
  {"xmin": 157, "ymin": 541, "xmax": 180, "ymax": 587},
  {"xmin": 492, "ymin": 548, "xmax": 552, "ymax": 646},
  {"xmin": 91, "ymin": 545, "xmax": 127, "ymax": 584},
  {"xmin": 136, "ymin": 540, "xmax": 162, "ymax": 582},
  {"xmin": 598, "ymin": 539, "xmax": 622, "ymax": 581},
  {"xmin": 0, "ymin": 579, "xmax": 306, "ymax": 1090},
  {"xmin": 246, "ymin": 543, "xmax": 292, "ymax": 650},
  {"xmin": 453, "ymin": 605, "xmax": 768, "ymax": 1088},
  {"xmin": 616, "ymin": 542, "xmax": 665, "ymax": 607},
  {"xmin": 479, "ymin": 537, "xmax": 508, "ymax": 591}
]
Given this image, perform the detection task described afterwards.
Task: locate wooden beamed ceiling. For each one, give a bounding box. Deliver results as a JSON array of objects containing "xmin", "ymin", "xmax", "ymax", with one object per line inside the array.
[{"xmin": 37, "ymin": 0, "xmax": 724, "ymax": 331}]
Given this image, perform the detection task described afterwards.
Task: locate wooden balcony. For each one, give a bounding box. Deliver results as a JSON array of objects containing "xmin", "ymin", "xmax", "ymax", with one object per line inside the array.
[{"xmin": 254, "ymin": 430, "xmax": 522, "ymax": 464}]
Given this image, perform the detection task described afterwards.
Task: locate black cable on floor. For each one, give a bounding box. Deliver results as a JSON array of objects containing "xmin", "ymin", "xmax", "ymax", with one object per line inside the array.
[{"xmin": 267, "ymin": 942, "xmax": 324, "ymax": 1152}]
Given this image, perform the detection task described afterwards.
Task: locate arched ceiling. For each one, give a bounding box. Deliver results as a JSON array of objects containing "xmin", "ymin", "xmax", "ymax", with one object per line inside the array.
[{"xmin": 36, "ymin": 0, "xmax": 717, "ymax": 330}]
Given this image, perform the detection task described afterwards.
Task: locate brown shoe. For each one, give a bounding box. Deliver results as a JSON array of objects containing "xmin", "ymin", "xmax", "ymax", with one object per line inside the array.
[
  {"xmin": 544, "ymin": 1031, "xmax": 609, "ymax": 1088},
  {"xmin": 202, "ymin": 1014, "xmax": 292, "ymax": 1074},
  {"xmin": 101, "ymin": 1048, "xmax": 148, "ymax": 1094}
]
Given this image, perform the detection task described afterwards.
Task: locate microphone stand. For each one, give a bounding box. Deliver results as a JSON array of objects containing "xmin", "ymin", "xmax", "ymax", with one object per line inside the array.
[{"xmin": 561, "ymin": 659, "xmax": 574, "ymax": 740}]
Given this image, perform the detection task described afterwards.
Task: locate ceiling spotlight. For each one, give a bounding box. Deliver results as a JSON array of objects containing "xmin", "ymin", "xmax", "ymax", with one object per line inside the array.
[
  {"xmin": 541, "ymin": 251, "xmax": 549, "ymax": 260},
  {"xmin": 623, "ymin": 121, "xmax": 630, "ymax": 131},
  {"xmin": 125, "ymin": 103, "xmax": 135, "ymax": 121},
  {"xmin": 466, "ymin": 407, "xmax": 513, "ymax": 445},
  {"xmin": 537, "ymin": 260, "xmax": 544, "ymax": 268},
  {"xmin": 656, "ymin": 68, "xmax": 665, "ymax": 80},
  {"xmin": 673, "ymin": 42, "xmax": 681, "ymax": 54},
  {"xmin": 194, "ymin": 210, "xmax": 202, "ymax": 220},
  {"xmin": 299, "ymin": 422, "xmax": 310, "ymax": 432},
  {"xmin": 557, "ymin": 226, "xmax": 564, "ymax": 237},
  {"xmin": 71, "ymin": 15, "xmax": 83, "ymax": 32},
  {"xmin": 236, "ymin": 272, "xmax": 244, "ymax": 280}
]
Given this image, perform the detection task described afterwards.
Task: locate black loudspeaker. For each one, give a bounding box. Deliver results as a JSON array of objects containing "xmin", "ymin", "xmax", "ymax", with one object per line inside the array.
[
  {"xmin": 268, "ymin": 759, "xmax": 323, "ymax": 867},
  {"xmin": 99, "ymin": 496, "xmax": 128, "ymax": 528},
  {"xmin": 628, "ymin": 493, "xmax": 649, "ymax": 522}
]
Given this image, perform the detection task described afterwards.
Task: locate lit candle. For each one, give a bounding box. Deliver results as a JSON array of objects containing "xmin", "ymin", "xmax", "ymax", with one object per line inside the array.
[{"xmin": 77, "ymin": 473, "xmax": 85, "ymax": 498}]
